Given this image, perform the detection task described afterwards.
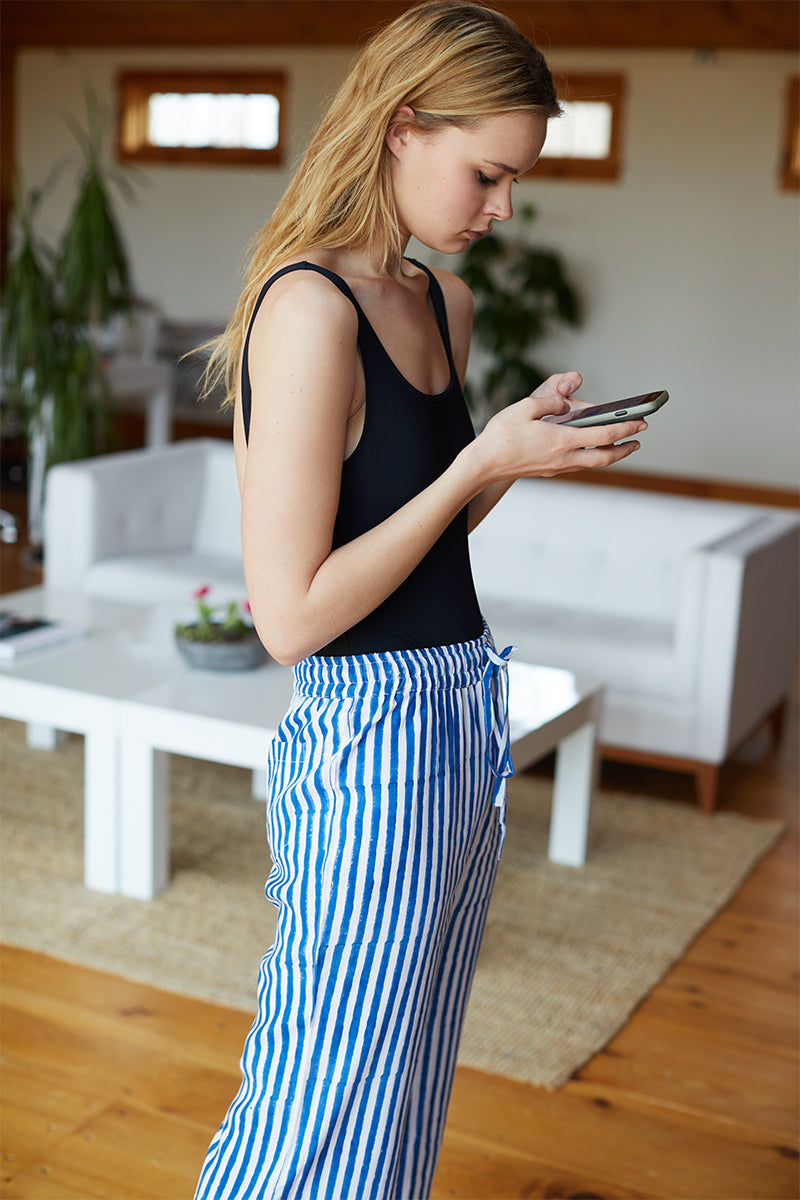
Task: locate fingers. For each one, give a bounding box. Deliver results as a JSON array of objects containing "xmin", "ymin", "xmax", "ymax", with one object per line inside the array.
[
  {"xmin": 576, "ymin": 438, "xmax": 641, "ymax": 468},
  {"xmin": 565, "ymin": 418, "xmax": 647, "ymax": 447},
  {"xmin": 558, "ymin": 418, "xmax": 647, "ymax": 470}
]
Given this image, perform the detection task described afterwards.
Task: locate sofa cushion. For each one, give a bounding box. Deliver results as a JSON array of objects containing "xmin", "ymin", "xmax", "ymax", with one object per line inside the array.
[
  {"xmin": 481, "ymin": 595, "xmax": 694, "ymax": 701},
  {"xmin": 85, "ymin": 551, "xmax": 246, "ymax": 608},
  {"xmin": 470, "ymin": 480, "xmax": 765, "ymax": 622}
]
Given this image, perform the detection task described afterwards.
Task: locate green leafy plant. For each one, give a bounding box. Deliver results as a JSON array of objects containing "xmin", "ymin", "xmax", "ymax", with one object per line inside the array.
[
  {"xmin": 175, "ymin": 586, "xmax": 256, "ymax": 643},
  {"xmin": 1, "ymin": 181, "xmax": 109, "ymax": 467},
  {"xmin": 59, "ymin": 91, "xmax": 135, "ymax": 328},
  {"xmin": 1, "ymin": 88, "xmax": 137, "ymax": 469},
  {"xmin": 458, "ymin": 204, "xmax": 581, "ymax": 417}
]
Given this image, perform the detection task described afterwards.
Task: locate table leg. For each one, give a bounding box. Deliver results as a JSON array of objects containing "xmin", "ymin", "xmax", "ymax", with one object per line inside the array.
[
  {"xmin": 145, "ymin": 385, "xmax": 172, "ymax": 447},
  {"xmin": 119, "ymin": 739, "xmax": 170, "ymax": 899},
  {"xmin": 26, "ymin": 723, "xmax": 68, "ymax": 750},
  {"xmin": 548, "ymin": 701, "xmax": 601, "ymax": 867},
  {"xmin": 84, "ymin": 721, "xmax": 121, "ymax": 893}
]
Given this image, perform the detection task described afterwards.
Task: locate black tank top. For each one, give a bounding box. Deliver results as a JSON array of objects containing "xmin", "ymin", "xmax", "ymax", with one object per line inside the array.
[{"xmin": 241, "ymin": 259, "xmax": 483, "ymax": 656}]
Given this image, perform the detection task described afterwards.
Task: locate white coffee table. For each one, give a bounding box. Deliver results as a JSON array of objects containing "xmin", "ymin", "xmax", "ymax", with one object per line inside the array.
[
  {"xmin": 0, "ymin": 589, "xmax": 161, "ymax": 893},
  {"xmin": 0, "ymin": 587, "xmax": 603, "ymax": 899}
]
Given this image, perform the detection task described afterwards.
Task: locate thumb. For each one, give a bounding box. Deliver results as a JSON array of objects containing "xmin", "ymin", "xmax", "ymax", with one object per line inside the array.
[
  {"xmin": 526, "ymin": 391, "xmax": 569, "ymax": 418},
  {"xmin": 556, "ymin": 371, "xmax": 583, "ymax": 396}
]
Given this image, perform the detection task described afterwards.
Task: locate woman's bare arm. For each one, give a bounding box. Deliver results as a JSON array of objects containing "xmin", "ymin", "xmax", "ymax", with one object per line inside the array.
[
  {"xmin": 242, "ymin": 271, "xmax": 644, "ymax": 665},
  {"xmin": 433, "ymin": 271, "xmax": 590, "ymax": 532}
]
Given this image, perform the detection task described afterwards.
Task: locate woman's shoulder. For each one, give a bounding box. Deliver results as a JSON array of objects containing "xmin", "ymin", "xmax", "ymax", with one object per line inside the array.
[{"xmin": 251, "ymin": 258, "xmax": 359, "ymax": 337}]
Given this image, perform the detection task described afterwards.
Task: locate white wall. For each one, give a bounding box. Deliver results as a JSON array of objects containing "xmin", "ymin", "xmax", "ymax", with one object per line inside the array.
[
  {"xmin": 17, "ymin": 46, "xmax": 354, "ymax": 319},
  {"xmin": 16, "ymin": 44, "xmax": 800, "ymax": 488}
]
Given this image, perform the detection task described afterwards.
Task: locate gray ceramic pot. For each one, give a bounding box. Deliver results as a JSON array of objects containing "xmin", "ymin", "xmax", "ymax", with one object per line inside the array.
[{"xmin": 174, "ymin": 631, "xmax": 269, "ymax": 671}]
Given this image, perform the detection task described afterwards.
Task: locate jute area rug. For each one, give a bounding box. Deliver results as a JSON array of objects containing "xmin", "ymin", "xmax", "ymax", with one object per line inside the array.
[{"xmin": 0, "ymin": 718, "xmax": 783, "ymax": 1090}]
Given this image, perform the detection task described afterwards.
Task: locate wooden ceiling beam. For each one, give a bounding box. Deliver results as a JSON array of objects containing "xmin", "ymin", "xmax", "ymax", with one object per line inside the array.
[{"xmin": 1, "ymin": 0, "xmax": 797, "ymax": 52}]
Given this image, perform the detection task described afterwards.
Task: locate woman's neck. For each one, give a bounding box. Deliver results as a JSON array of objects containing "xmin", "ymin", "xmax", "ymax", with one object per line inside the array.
[{"xmin": 307, "ymin": 236, "xmax": 412, "ymax": 283}]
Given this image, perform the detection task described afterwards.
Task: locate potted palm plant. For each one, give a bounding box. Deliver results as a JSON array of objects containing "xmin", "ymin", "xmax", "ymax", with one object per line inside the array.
[
  {"xmin": 58, "ymin": 92, "xmax": 135, "ymax": 347},
  {"xmin": 1, "ymin": 90, "xmax": 137, "ymax": 542},
  {"xmin": 458, "ymin": 203, "xmax": 581, "ymax": 422}
]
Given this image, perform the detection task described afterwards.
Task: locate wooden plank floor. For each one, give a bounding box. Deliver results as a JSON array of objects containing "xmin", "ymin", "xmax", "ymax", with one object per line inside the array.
[
  {"xmin": 2, "ymin": 718, "xmax": 797, "ymax": 1200},
  {"xmin": 1, "ymin": 490, "xmax": 798, "ymax": 1199}
]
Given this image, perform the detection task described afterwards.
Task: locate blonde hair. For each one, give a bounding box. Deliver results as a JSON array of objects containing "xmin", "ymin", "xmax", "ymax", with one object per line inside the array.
[{"xmin": 204, "ymin": 0, "xmax": 560, "ymax": 406}]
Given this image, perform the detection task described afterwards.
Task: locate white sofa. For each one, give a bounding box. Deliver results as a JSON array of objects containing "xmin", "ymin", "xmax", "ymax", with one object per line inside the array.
[
  {"xmin": 471, "ymin": 478, "xmax": 799, "ymax": 809},
  {"xmin": 44, "ymin": 439, "xmax": 800, "ymax": 810}
]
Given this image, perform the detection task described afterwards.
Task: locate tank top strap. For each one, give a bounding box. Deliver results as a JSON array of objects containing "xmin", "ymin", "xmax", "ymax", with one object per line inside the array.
[
  {"xmin": 241, "ymin": 261, "xmax": 363, "ymax": 444},
  {"xmin": 405, "ymin": 258, "xmax": 457, "ymax": 374},
  {"xmin": 241, "ymin": 259, "xmax": 456, "ymax": 443}
]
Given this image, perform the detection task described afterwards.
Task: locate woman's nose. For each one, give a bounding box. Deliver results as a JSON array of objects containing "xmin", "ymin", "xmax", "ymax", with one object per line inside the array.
[{"xmin": 485, "ymin": 189, "xmax": 513, "ymax": 222}]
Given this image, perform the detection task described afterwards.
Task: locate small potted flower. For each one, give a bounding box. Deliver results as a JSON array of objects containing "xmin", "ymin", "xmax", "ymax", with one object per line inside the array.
[{"xmin": 174, "ymin": 585, "xmax": 268, "ymax": 670}]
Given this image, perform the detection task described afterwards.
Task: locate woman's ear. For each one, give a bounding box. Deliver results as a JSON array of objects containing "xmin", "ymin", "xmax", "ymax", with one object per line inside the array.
[{"xmin": 385, "ymin": 104, "xmax": 417, "ymax": 159}]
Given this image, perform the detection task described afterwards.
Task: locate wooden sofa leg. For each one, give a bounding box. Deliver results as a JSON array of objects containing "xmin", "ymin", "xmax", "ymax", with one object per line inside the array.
[
  {"xmin": 602, "ymin": 744, "xmax": 723, "ymax": 813},
  {"xmin": 767, "ymin": 698, "xmax": 788, "ymax": 750},
  {"xmin": 695, "ymin": 762, "xmax": 720, "ymax": 814}
]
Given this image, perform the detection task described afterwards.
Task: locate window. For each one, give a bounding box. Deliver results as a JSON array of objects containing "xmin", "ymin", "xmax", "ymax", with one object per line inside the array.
[
  {"xmin": 779, "ymin": 76, "xmax": 799, "ymax": 191},
  {"xmin": 117, "ymin": 71, "xmax": 286, "ymax": 165},
  {"xmin": 533, "ymin": 74, "xmax": 626, "ymax": 182}
]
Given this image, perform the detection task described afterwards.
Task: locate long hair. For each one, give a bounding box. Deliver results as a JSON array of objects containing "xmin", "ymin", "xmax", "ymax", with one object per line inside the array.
[{"xmin": 204, "ymin": 1, "xmax": 560, "ymax": 406}]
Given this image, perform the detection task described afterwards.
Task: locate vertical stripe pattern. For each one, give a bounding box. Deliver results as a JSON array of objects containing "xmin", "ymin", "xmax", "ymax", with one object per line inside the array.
[{"xmin": 194, "ymin": 627, "xmax": 511, "ymax": 1200}]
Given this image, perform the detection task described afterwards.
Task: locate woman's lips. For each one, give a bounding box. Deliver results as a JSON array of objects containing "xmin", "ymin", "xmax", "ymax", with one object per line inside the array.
[{"xmin": 465, "ymin": 229, "xmax": 490, "ymax": 241}]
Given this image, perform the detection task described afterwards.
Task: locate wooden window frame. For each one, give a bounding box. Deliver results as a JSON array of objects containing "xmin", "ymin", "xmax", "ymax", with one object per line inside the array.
[
  {"xmin": 532, "ymin": 73, "xmax": 626, "ymax": 183},
  {"xmin": 779, "ymin": 76, "xmax": 799, "ymax": 191},
  {"xmin": 116, "ymin": 70, "xmax": 286, "ymax": 166}
]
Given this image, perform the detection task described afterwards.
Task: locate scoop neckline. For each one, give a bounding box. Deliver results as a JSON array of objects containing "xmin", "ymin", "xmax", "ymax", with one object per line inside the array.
[{"xmin": 298, "ymin": 259, "xmax": 457, "ymax": 402}]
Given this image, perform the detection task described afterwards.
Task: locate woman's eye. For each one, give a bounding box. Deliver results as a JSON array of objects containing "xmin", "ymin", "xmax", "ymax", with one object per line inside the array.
[{"xmin": 477, "ymin": 171, "xmax": 497, "ymax": 187}]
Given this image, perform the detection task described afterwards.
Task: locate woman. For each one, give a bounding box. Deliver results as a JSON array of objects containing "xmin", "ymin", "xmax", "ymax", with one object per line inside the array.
[{"xmin": 194, "ymin": 3, "xmax": 646, "ymax": 1198}]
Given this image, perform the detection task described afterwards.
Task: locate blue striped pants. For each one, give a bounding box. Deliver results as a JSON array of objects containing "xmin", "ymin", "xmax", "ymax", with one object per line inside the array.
[{"xmin": 194, "ymin": 628, "xmax": 514, "ymax": 1200}]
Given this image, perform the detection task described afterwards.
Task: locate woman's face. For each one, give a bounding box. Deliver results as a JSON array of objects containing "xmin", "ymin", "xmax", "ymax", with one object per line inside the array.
[{"xmin": 386, "ymin": 109, "xmax": 548, "ymax": 253}]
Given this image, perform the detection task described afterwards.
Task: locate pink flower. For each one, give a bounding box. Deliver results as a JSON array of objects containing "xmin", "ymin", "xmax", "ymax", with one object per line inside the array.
[
  {"xmin": 242, "ymin": 600, "xmax": 252, "ymax": 614},
  {"xmin": 193, "ymin": 585, "xmax": 211, "ymax": 600}
]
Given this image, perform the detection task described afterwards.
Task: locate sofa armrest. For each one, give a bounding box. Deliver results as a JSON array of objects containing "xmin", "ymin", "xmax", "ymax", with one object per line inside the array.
[
  {"xmin": 691, "ymin": 513, "xmax": 800, "ymax": 758},
  {"xmin": 43, "ymin": 441, "xmax": 209, "ymax": 590}
]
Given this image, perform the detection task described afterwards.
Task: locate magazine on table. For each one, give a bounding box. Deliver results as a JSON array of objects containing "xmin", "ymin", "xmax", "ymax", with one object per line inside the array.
[{"xmin": 0, "ymin": 611, "xmax": 86, "ymax": 661}]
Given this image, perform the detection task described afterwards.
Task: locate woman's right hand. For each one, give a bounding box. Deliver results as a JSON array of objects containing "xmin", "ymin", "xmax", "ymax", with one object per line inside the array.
[{"xmin": 473, "ymin": 389, "xmax": 647, "ymax": 484}]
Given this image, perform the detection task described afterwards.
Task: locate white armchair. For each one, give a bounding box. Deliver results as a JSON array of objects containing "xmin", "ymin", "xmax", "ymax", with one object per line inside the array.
[{"xmin": 44, "ymin": 438, "xmax": 245, "ymax": 607}]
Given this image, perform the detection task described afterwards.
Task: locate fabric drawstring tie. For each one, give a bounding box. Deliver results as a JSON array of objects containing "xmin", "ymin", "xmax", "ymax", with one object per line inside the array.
[{"xmin": 482, "ymin": 641, "xmax": 516, "ymax": 856}]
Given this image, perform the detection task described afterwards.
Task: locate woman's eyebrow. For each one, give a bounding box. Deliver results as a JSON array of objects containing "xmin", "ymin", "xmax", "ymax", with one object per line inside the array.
[{"xmin": 487, "ymin": 159, "xmax": 520, "ymax": 175}]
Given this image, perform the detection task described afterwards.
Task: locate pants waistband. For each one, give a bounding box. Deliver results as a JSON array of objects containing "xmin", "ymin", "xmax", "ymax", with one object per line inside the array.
[{"xmin": 294, "ymin": 624, "xmax": 498, "ymax": 697}]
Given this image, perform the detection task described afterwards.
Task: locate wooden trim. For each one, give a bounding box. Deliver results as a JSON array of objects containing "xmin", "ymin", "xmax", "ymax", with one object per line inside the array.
[
  {"xmin": 2, "ymin": 2, "xmax": 798, "ymax": 51},
  {"xmin": 0, "ymin": 44, "xmax": 14, "ymax": 279},
  {"xmin": 554, "ymin": 466, "xmax": 800, "ymax": 510},
  {"xmin": 530, "ymin": 156, "xmax": 621, "ymax": 183},
  {"xmin": 118, "ymin": 144, "xmax": 284, "ymax": 167},
  {"xmin": 116, "ymin": 70, "xmax": 286, "ymax": 167},
  {"xmin": 779, "ymin": 75, "xmax": 800, "ymax": 191}
]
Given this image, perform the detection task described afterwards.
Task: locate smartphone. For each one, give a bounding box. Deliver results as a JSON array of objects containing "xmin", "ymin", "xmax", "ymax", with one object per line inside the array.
[{"xmin": 542, "ymin": 389, "xmax": 669, "ymax": 428}]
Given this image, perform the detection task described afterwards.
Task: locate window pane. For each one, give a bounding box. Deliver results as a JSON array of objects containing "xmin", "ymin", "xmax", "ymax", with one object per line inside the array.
[
  {"xmin": 541, "ymin": 100, "xmax": 612, "ymax": 160},
  {"xmin": 147, "ymin": 91, "xmax": 279, "ymax": 150},
  {"xmin": 242, "ymin": 95, "xmax": 280, "ymax": 150}
]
